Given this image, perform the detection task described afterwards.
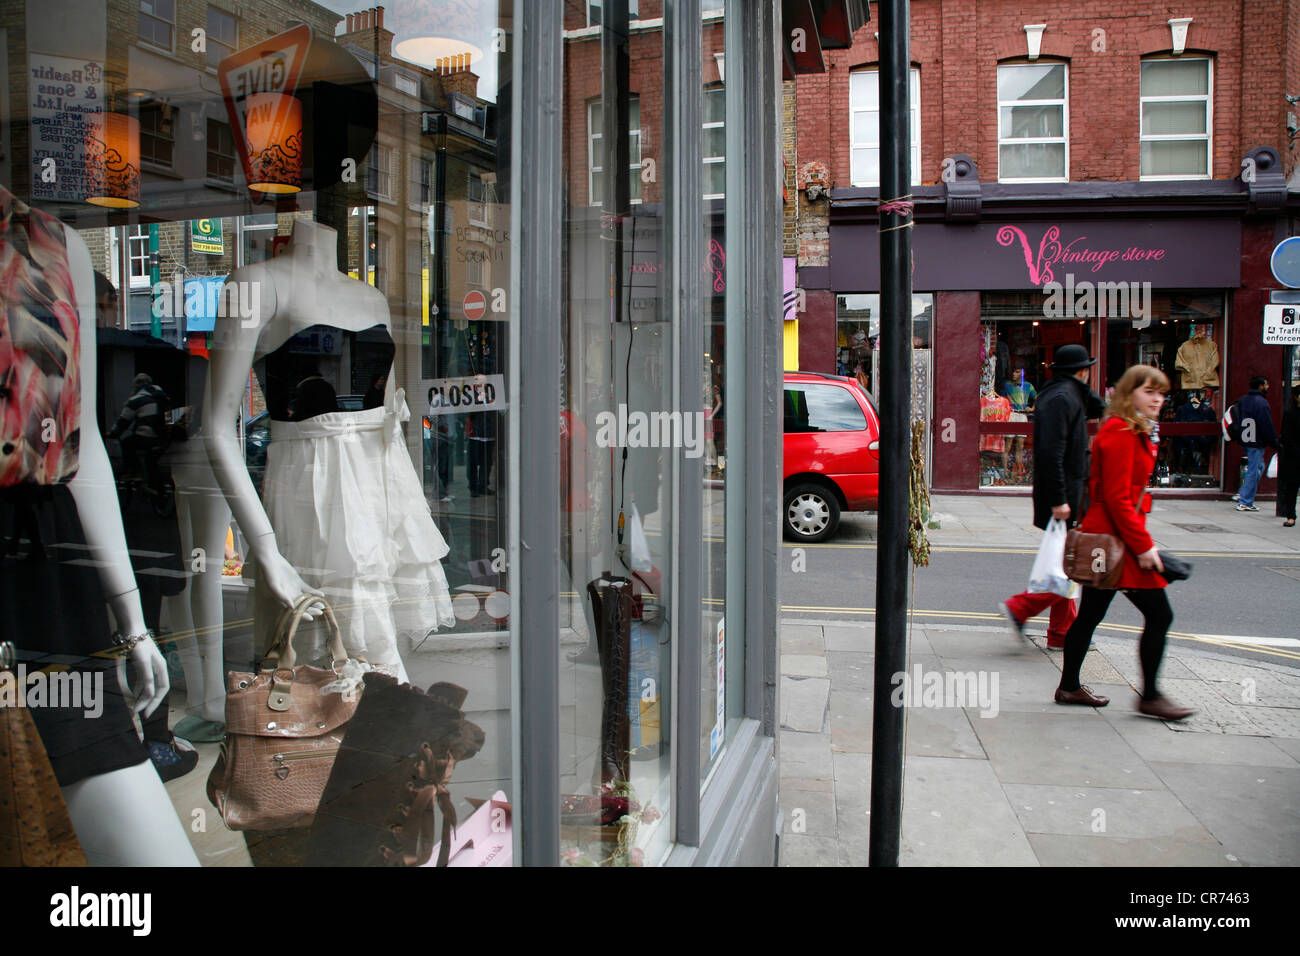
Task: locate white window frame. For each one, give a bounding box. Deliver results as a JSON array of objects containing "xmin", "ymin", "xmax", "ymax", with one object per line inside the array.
[
  {"xmin": 1139, "ymin": 56, "xmax": 1213, "ymax": 181},
  {"xmin": 138, "ymin": 0, "xmax": 176, "ymax": 53},
  {"xmin": 468, "ymin": 171, "xmax": 488, "ymax": 226},
  {"xmin": 410, "ymin": 154, "xmax": 432, "ymax": 211},
  {"xmin": 848, "ymin": 67, "xmax": 920, "ymax": 188},
  {"xmin": 997, "ymin": 61, "xmax": 1069, "ymax": 184},
  {"xmin": 703, "ymin": 85, "xmax": 725, "ymax": 201},
  {"xmin": 587, "ymin": 98, "xmax": 642, "ymax": 207},
  {"xmin": 127, "ymin": 224, "xmax": 151, "ymax": 289},
  {"xmin": 206, "ymin": 6, "xmax": 237, "ymax": 71}
]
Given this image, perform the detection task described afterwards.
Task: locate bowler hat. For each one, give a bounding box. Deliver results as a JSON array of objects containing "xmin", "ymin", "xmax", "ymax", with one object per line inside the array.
[{"xmin": 1050, "ymin": 344, "xmax": 1097, "ymax": 371}]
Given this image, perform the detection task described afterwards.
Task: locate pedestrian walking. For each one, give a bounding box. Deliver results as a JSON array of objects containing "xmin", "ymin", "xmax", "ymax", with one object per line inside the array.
[
  {"xmin": 1054, "ymin": 364, "xmax": 1195, "ymax": 720},
  {"xmin": 1000, "ymin": 344, "xmax": 1105, "ymax": 648},
  {"xmin": 1277, "ymin": 387, "xmax": 1299, "ymax": 527},
  {"xmin": 1233, "ymin": 375, "xmax": 1280, "ymax": 512}
]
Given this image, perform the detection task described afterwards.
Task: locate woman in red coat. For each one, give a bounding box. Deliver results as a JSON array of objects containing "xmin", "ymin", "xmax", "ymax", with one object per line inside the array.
[{"xmin": 1054, "ymin": 365, "xmax": 1195, "ymax": 720}]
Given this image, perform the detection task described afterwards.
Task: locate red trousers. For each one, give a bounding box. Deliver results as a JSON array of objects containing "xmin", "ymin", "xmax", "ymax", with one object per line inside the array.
[{"xmin": 1005, "ymin": 591, "xmax": 1077, "ymax": 643}]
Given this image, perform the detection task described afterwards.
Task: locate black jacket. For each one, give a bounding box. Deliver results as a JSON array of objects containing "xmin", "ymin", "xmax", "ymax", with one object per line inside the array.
[{"xmin": 1032, "ymin": 374, "xmax": 1105, "ymax": 530}]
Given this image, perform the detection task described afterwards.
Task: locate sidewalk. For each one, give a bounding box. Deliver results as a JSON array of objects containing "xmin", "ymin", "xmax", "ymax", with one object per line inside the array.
[{"xmin": 777, "ymin": 495, "xmax": 1300, "ymax": 867}]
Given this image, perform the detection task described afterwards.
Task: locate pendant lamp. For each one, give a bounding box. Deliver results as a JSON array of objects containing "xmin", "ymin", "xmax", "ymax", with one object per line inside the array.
[
  {"xmin": 84, "ymin": 111, "xmax": 141, "ymax": 208},
  {"xmin": 244, "ymin": 92, "xmax": 303, "ymax": 194}
]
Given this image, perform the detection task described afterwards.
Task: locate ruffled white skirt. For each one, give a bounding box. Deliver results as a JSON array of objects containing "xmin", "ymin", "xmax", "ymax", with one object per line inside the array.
[{"xmin": 252, "ymin": 388, "xmax": 454, "ymax": 678}]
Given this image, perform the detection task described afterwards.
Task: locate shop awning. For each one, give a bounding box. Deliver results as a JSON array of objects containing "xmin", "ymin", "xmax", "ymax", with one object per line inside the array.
[{"xmin": 782, "ymin": 0, "xmax": 870, "ymax": 77}]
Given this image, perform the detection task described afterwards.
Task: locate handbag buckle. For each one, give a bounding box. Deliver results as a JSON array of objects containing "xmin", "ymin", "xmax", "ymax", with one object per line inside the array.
[{"xmin": 268, "ymin": 668, "xmax": 294, "ymax": 712}]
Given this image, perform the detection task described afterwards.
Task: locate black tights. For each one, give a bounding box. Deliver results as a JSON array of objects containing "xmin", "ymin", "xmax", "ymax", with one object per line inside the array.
[{"xmin": 1059, "ymin": 586, "xmax": 1172, "ymax": 701}]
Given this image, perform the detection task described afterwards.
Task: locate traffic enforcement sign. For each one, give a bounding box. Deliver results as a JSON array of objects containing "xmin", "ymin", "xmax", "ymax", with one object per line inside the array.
[
  {"xmin": 1270, "ymin": 237, "xmax": 1300, "ymax": 289},
  {"xmin": 463, "ymin": 290, "xmax": 487, "ymax": 320}
]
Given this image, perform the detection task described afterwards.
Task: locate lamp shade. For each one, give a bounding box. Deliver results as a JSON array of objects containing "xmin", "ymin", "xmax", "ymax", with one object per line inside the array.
[
  {"xmin": 84, "ymin": 112, "xmax": 140, "ymax": 208},
  {"xmin": 244, "ymin": 92, "xmax": 302, "ymax": 194}
]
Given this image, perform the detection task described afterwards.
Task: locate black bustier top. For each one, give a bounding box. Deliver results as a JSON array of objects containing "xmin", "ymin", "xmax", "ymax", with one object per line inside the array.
[{"xmin": 258, "ymin": 324, "xmax": 394, "ymax": 422}]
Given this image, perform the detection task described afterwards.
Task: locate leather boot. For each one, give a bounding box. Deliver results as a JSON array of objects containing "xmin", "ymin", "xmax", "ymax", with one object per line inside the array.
[{"xmin": 587, "ymin": 575, "xmax": 633, "ymax": 788}]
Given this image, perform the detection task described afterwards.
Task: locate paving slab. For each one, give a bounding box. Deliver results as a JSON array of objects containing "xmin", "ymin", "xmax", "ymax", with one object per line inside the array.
[
  {"xmin": 1002, "ymin": 783, "xmax": 1215, "ymax": 841},
  {"xmin": 1099, "ymin": 704, "xmax": 1300, "ymax": 767},
  {"xmin": 777, "ymin": 834, "xmax": 843, "ymax": 867},
  {"xmin": 1270, "ymin": 736, "xmax": 1300, "ymax": 761},
  {"xmin": 1149, "ymin": 762, "xmax": 1300, "ymax": 866},
  {"xmin": 780, "ymin": 774, "xmax": 834, "ymax": 794},
  {"xmin": 935, "ymin": 654, "xmax": 1072, "ymax": 714},
  {"xmin": 779, "ymin": 789, "xmax": 837, "ymax": 837},
  {"xmin": 825, "ymin": 651, "xmax": 876, "ymax": 693},
  {"xmin": 779, "ymin": 728, "xmax": 835, "ymax": 782},
  {"xmin": 780, "ymin": 623, "xmax": 826, "ymax": 656},
  {"xmin": 1027, "ymin": 833, "xmax": 1240, "ymax": 867},
  {"xmin": 1156, "ymin": 678, "xmax": 1269, "ymax": 736},
  {"xmin": 781, "ymin": 675, "xmax": 830, "ymax": 733},
  {"xmin": 824, "ymin": 623, "xmax": 876, "ymax": 652},
  {"xmin": 971, "ymin": 710, "xmax": 1165, "ymax": 789},
  {"xmin": 782, "ymin": 653, "xmax": 828, "ymax": 678},
  {"xmin": 898, "ymin": 757, "xmax": 1039, "ymax": 866}
]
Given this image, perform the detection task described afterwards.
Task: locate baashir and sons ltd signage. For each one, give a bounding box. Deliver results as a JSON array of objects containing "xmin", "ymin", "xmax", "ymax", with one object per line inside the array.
[{"xmin": 829, "ymin": 219, "xmax": 1241, "ymax": 292}]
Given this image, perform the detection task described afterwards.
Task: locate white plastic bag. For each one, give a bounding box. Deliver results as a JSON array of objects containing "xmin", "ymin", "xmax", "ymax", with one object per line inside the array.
[
  {"xmin": 1267, "ymin": 453, "xmax": 1278, "ymax": 479},
  {"xmin": 628, "ymin": 504, "xmax": 653, "ymax": 573},
  {"xmin": 1027, "ymin": 518, "xmax": 1072, "ymax": 597}
]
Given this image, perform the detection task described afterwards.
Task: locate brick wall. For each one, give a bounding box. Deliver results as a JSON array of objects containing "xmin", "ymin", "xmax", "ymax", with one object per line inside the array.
[{"xmin": 797, "ymin": 0, "xmax": 1297, "ymax": 188}]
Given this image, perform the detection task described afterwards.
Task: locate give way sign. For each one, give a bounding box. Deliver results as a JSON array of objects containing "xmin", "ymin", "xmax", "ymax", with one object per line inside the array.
[{"xmin": 217, "ymin": 24, "xmax": 312, "ymax": 187}]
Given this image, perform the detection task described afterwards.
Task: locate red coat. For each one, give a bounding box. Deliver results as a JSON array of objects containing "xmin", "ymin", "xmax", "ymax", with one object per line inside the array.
[{"xmin": 1077, "ymin": 417, "xmax": 1165, "ymax": 590}]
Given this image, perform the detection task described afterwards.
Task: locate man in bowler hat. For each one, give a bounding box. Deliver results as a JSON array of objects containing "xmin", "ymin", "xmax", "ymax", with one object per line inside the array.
[{"xmin": 1000, "ymin": 344, "xmax": 1107, "ymax": 647}]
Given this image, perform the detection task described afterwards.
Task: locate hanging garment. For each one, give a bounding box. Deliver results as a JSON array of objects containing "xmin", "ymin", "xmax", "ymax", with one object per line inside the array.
[
  {"xmin": 0, "ymin": 187, "xmax": 81, "ymax": 486},
  {"xmin": 979, "ymin": 393, "xmax": 1011, "ymax": 453},
  {"xmin": 252, "ymin": 333, "xmax": 454, "ymax": 678},
  {"xmin": 1175, "ymin": 337, "xmax": 1220, "ymax": 389}
]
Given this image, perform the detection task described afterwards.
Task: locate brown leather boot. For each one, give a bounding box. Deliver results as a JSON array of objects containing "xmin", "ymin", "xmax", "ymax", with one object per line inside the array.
[{"xmin": 1136, "ymin": 694, "xmax": 1195, "ymax": 721}]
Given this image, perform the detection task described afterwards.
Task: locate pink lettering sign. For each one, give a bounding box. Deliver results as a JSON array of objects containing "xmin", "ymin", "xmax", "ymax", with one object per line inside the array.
[{"xmin": 996, "ymin": 225, "xmax": 1168, "ymax": 287}]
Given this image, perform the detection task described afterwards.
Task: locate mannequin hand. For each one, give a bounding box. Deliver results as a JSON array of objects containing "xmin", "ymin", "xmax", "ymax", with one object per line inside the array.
[
  {"xmin": 256, "ymin": 549, "xmax": 324, "ymax": 619},
  {"xmin": 1138, "ymin": 547, "xmax": 1164, "ymax": 572},
  {"xmin": 1051, "ymin": 504, "xmax": 1071, "ymax": 521},
  {"xmin": 126, "ymin": 639, "xmax": 170, "ymax": 718}
]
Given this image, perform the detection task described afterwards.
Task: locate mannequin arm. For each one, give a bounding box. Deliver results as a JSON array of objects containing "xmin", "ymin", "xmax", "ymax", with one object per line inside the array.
[
  {"xmin": 64, "ymin": 232, "xmax": 167, "ymax": 715},
  {"xmin": 203, "ymin": 285, "xmax": 320, "ymax": 613}
]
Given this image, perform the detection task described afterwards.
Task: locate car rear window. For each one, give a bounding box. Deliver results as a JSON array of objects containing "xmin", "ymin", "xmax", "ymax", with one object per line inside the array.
[{"xmin": 784, "ymin": 383, "xmax": 867, "ymax": 432}]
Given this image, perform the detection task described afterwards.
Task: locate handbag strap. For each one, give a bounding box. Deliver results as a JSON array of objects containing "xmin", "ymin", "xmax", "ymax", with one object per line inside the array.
[{"xmin": 259, "ymin": 596, "xmax": 347, "ymax": 712}]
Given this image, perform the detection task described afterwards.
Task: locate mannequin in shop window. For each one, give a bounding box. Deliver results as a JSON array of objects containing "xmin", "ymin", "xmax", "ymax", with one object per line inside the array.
[
  {"xmin": 1175, "ymin": 324, "xmax": 1220, "ymax": 392},
  {"xmin": 0, "ymin": 186, "xmax": 198, "ymax": 864},
  {"xmin": 204, "ymin": 219, "xmax": 455, "ymax": 683},
  {"xmin": 1001, "ymin": 366, "xmax": 1036, "ymax": 480},
  {"xmin": 979, "ymin": 384, "xmax": 1012, "ymax": 482}
]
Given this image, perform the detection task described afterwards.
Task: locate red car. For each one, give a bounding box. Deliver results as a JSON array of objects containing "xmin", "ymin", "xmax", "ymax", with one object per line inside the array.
[{"xmin": 782, "ymin": 371, "xmax": 881, "ymax": 542}]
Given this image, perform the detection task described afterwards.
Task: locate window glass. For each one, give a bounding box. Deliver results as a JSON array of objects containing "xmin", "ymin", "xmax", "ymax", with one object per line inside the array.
[
  {"xmin": 848, "ymin": 68, "xmax": 919, "ymax": 186},
  {"xmin": 1139, "ymin": 59, "xmax": 1211, "ymax": 178},
  {"xmin": 2, "ymin": 0, "xmax": 518, "ymax": 868},
  {"xmin": 784, "ymin": 384, "xmax": 867, "ymax": 432},
  {"xmin": 997, "ymin": 63, "xmax": 1067, "ymax": 181}
]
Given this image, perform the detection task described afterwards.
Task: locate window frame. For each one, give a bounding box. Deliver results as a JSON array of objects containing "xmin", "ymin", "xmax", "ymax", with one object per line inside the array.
[
  {"xmin": 1139, "ymin": 56, "xmax": 1213, "ymax": 181},
  {"xmin": 138, "ymin": 0, "xmax": 176, "ymax": 53},
  {"xmin": 205, "ymin": 6, "xmax": 237, "ymax": 71},
  {"xmin": 126, "ymin": 224, "xmax": 151, "ymax": 289},
  {"xmin": 587, "ymin": 0, "xmax": 639, "ymax": 26},
  {"xmin": 206, "ymin": 117, "xmax": 236, "ymax": 185},
  {"xmin": 703, "ymin": 85, "xmax": 725, "ymax": 200},
  {"xmin": 587, "ymin": 97, "xmax": 643, "ymax": 207},
  {"xmin": 848, "ymin": 67, "xmax": 920, "ymax": 188},
  {"xmin": 996, "ymin": 60, "xmax": 1070, "ymax": 184},
  {"xmin": 139, "ymin": 104, "xmax": 175, "ymax": 171},
  {"xmin": 367, "ymin": 144, "xmax": 394, "ymax": 201}
]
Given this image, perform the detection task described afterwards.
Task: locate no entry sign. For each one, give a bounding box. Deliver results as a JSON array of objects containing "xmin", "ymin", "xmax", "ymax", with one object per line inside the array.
[{"xmin": 463, "ymin": 290, "xmax": 487, "ymax": 320}]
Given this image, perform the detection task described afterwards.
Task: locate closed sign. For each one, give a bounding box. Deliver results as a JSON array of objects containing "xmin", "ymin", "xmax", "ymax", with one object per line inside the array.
[{"xmin": 426, "ymin": 375, "xmax": 507, "ymax": 414}]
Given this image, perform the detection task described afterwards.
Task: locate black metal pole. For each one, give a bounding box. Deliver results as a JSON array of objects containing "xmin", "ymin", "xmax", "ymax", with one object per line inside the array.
[{"xmin": 869, "ymin": 0, "xmax": 912, "ymax": 868}]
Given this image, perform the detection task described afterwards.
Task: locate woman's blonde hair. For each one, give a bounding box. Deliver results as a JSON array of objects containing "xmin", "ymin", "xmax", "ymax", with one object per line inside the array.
[{"xmin": 1108, "ymin": 364, "xmax": 1170, "ymax": 432}]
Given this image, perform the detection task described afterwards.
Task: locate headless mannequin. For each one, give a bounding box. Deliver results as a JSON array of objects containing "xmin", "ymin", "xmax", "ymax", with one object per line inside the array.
[
  {"xmin": 204, "ymin": 219, "xmax": 400, "ymax": 650},
  {"xmin": 59, "ymin": 229, "xmax": 199, "ymax": 865}
]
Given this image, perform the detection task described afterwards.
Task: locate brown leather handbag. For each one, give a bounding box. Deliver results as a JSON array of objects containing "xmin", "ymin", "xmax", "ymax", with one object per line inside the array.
[
  {"xmin": 0, "ymin": 641, "xmax": 87, "ymax": 866},
  {"xmin": 207, "ymin": 597, "xmax": 360, "ymax": 831},
  {"xmin": 1063, "ymin": 528, "xmax": 1125, "ymax": 589}
]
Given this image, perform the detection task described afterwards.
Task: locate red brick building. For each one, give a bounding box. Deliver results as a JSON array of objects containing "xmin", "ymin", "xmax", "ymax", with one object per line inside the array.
[{"xmin": 784, "ymin": 0, "xmax": 1300, "ymax": 497}]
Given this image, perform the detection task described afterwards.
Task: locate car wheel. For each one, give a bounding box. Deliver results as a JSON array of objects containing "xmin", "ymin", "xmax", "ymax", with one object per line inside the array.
[{"xmin": 784, "ymin": 483, "xmax": 840, "ymax": 543}]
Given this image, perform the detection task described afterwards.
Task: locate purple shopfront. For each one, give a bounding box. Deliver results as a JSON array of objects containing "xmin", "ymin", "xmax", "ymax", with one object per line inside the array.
[{"xmin": 814, "ymin": 200, "xmax": 1288, "ymax": 498}]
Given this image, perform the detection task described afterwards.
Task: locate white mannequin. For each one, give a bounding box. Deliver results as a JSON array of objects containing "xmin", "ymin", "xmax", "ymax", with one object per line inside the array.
[
  {"xmin": 204, "ymin": 219, "xmax": 396, "ymax": 638},
  {"xmin": 60, "ymin": 228, "xmax": 199, "ymax": 866}
]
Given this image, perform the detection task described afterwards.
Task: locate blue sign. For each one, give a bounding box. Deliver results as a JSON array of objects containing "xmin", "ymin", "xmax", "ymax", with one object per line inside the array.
[
  {"xmin": 1270, "ymin": 237, "xmax": 1300, "ymax": 289},
  {"xmin": 182, "ymin": 276, "xmax": 229, "ymax": 332}
]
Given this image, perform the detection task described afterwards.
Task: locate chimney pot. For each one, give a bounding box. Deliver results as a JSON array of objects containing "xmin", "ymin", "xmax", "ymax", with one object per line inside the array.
[
  {"xmin": 376, "ymin": 6, "xmax": 385, "ymax": 30},
  {"xmin": 346, "ymin": 13, "xmax": 353, "ymax": 31}
]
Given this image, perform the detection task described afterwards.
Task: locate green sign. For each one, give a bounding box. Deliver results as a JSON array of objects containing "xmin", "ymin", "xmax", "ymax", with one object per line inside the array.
[{"xmin": 191, "ymin": 218, "xmax": 223, "ymax": 255}]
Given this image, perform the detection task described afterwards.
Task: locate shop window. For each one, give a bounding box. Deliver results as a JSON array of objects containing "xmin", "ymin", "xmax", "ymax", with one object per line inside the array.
[
  {"xmin": 206, "ymin": 7, "xmax": 237, "ymax": 70},
  {"xmin": 703, "ymin": 86, "xmax": 725, "ymax": 200},
  {"xmin": 139, "ymin": 0, "xmax": 175, "ymax": 50},
  {"xmin": 1140, "ymin": 58, "xmax": 1211, "ymax": 179},
  {"xmin": 140, "ymin": 104, "xmax": 175, "ymax": 169},
  {"xmin": 367, "ymin": 144, "xmax": 394, "ymax": 201},
  {"xmin": 848, "ymin": 68, "xmax": 920, "ymax": 187},
  {"xmin": 997, "ymin": 62, "xmax": 1068, "ymax": 182},
  {"xmin": 587, "ymin": 0, "xmax": 639, "ymax": 26},
  {"xmin": 835, "ymin": 293, "xmax": 932, "ymax": 397},
  {"xmin": 206, "ymin": 119, "xmax": 235, "ymax": 184},
  {"xmin": 588, "ymin": 99, "xmax": 642, "ymax": 206}
]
